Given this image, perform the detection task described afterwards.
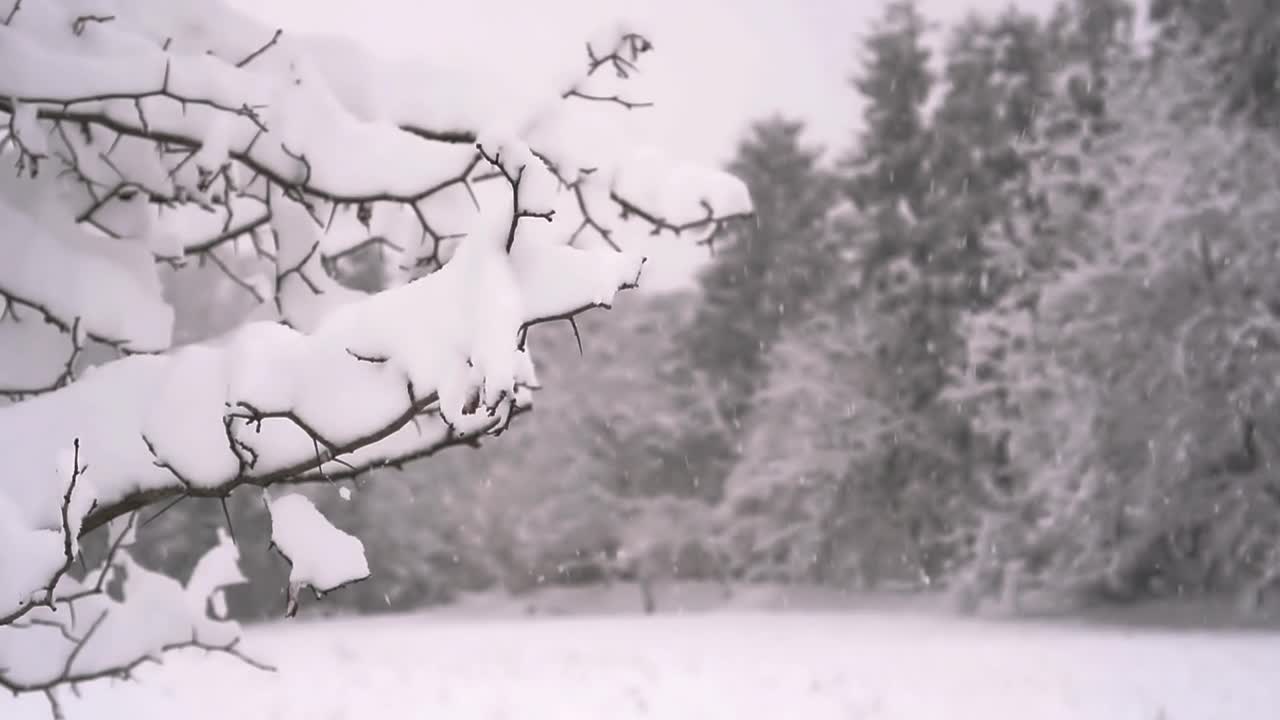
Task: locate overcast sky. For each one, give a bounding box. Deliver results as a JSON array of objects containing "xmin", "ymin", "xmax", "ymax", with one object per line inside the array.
[
  {"xmin": 229, "ymin": 0, "xmax": 1057, "ymax": 289},
  {"xmin": 233, "ymin": 0, "xmax": 1059, "ymax": 165}
]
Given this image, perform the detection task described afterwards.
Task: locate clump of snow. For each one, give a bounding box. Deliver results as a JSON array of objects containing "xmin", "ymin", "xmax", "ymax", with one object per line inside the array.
[
  {"xmin": 192, "ymin": 114, "xmax": 233, "ymax": 175},
  {"xmin": 0, "ymin": 494, "xmax": 65, "ymax": 621},
  {"xmin": 475, "ymin": 132, "xmax": 559, "ymax": 220},
  {"xmin": 268, "ymin": 494, "xmax": 369, "ymax": 599},
  {"xmin": 510, "ymin": 241, "xmax": 646, "ymax": 320},
  {"xmin": 611, "ymin": 146, "xmax": 753, "ymax": 228},
  {"xmin": 0, "ymin": 535, "xmax": 252, "ymax": 692},
  {"xmin": 0, "ymin": 171, "xmax": 175, "ymax": 352},
  {"xmin": 186, "ymin": 527, "xmax": 248, "ymax": 619},
  {"xmin": 0, "ymin": 314, "xmax": 77, "ymax": 394}
]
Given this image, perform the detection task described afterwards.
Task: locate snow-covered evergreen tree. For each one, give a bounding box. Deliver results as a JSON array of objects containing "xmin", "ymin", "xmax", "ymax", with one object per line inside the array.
[
  {"xmin": 950, "ymin": 4, "xmax": 1280, "ymax": 612},
  {"xmin": 641, "ymin": 117, "xmax": 837, "ymax": 502}
]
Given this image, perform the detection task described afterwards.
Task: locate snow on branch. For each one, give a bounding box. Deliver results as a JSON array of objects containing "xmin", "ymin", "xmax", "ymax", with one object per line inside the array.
[
  {"xmin": 0, "ymin": 0, "xmax": 753, "ymax": 707},
  {"xmin": 267, "ymin": 494, "xmax": 369, "ymax": 617},
  {"xmin": 0, "ymin": 520, "xmax": 269, "ymax": 716}
]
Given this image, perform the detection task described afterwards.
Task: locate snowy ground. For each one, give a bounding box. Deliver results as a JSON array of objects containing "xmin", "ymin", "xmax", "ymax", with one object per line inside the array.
[{"xmin": 8, "ymin": 584, "xmax": 1280, "ymax": 720}]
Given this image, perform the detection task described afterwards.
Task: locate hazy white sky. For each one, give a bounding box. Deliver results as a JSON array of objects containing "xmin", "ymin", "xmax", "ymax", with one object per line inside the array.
[{"xmin": 232, "ymin": 0, "xmax": 1055, "ymax": 166}]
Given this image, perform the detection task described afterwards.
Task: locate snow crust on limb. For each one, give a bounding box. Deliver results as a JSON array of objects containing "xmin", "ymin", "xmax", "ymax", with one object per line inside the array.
[
  {"xmin": 0, "ymin": 0, "xmax": 752, "ymax": 708},
  {"xmin": 0, "ymin": 518, "xmax": 264, "ymax": 699},
  {"xmin": 268, "ymin": 493, "xmax": 369, "ymax": 616},
  {"xmin": 0, "ymin": 171, "xmax": 174, "ymax": 353}
]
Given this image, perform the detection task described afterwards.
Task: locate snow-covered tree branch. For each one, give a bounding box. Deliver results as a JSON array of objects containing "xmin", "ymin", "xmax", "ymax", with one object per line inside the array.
[{"xmin": 0, "ymin": 0, "xmax": 752, "ymax": 707}]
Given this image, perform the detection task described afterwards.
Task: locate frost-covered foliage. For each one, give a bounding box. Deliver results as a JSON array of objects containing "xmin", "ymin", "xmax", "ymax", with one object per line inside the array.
[
  {"xmin": 0, "ymin": 0, "xmax": 751, "ymax": 707},
  {"xmin": 722, "ymin": 311, "xmax": 919, "ymax": 587},
  {"xmin": 1150, "ymin": 0, "xmax": 1280, "ymax": 121},
  {"xmin": 434, "ymin": 295, "xmax": 728, "ymax": 600},
  {"xmin": 948, "ymin": 25, "xmax": 1280, "ymax": 612},
  {"xmin": 662, "ymin": 117, "xmax": 838, "ymax": 499},
  {"xmin": 607, "ymin": 492, "xmax": 734, "ymax": 613},
  {"xmin": 723, "ymin": 270, "xmax": 977, "ymax": 591},
  {"xmin": 710, "ymin": 0, "xmax": 1280, "ymax": 614}
]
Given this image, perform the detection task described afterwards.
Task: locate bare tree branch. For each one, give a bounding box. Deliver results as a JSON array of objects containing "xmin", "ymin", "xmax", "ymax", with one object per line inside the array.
[
  {"xmin": 3, "ymin": 0, "xmax": 22, "ymax": 26},
  {"xmin": 0, "ymin": 439, "xmax": 84, "ymax": 626},
  {"xmin": 237, "ymin": 29, "xmax": 283, "ymax": 68},
  {"xmin": 0, "ymin": 315, "xmax": 83, "ymax": 399},
  {"xmin": 71, "ymin": 14, "xmax": 114, "ymax": 36}
]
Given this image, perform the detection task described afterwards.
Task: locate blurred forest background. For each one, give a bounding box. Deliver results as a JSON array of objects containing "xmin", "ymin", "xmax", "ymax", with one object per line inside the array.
[{"xmin": 131, "ymin": 0, "xmax": 1280, "ymax": 621}]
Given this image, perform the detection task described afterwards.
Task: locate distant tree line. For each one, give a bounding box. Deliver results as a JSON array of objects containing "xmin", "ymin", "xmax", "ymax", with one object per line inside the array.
[{"xmin": 716, "ymin": 0, "xmax": 1280, "ymax": 616}]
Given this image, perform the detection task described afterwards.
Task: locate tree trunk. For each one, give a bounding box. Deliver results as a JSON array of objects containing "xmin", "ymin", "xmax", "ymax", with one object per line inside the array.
[{"xmin": 639, "ymin": 574, "xmax": 656, "ymax": 614}]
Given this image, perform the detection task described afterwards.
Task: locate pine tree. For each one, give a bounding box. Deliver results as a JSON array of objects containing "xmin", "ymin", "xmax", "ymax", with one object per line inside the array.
[
  {"xmin": 650, "ymin": 116, "xmax": 837, "ymax": 500},
  {"xmin": 944, "ymin": 0, "xmax": 1280, "ymax": 612},
  {"xmin": 845, "ymin": 0, "xmax": 934, "ymax": 221},
  {"xmin": 687, "ymin": 116, "xmax": 838, "ymax": 419},
  {"xmin": 816, "ymin": 0, "xmax": 967, "ymax": 587},
  {"xmin": 722, "ymin": 305, "xmax": 923, "ymax": 586},
  {"xmin": 930, "ymin": 9, "xmax": 1054, "ymax": 308}
]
